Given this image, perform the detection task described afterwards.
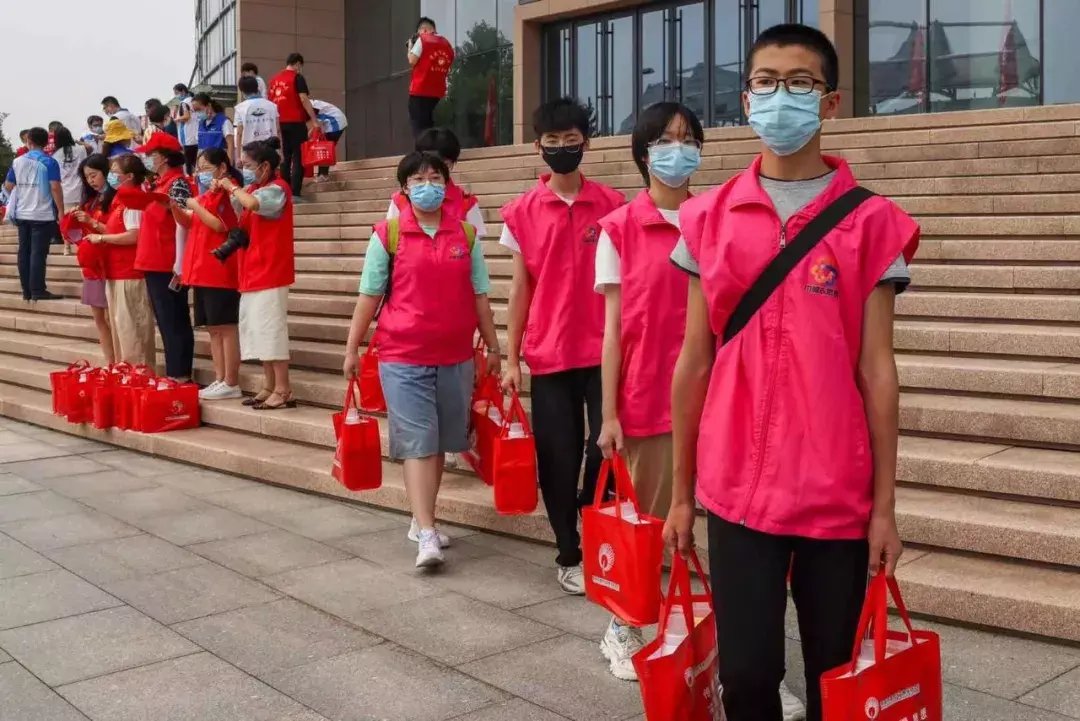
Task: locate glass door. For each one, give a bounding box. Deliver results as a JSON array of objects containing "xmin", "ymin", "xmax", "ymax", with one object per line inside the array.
[{"xmin": 674, "ymin": 2, "xmax": 707, "ymax": 122}]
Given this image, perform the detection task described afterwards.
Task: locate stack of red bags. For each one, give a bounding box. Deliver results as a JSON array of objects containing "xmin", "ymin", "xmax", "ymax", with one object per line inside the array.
[{"xmin": 50, "ymin": 360, "xmax": 200, "ymax": 433}]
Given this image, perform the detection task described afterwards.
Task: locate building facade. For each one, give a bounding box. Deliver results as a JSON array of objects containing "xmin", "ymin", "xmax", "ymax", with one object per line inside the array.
[
  {"xmin": 191, "ymin": 0, "xmax": 238, "ymax": 87},
  {"xmin": 213, "ymin": 0, "xmax": 1080, "ymax": 159}
]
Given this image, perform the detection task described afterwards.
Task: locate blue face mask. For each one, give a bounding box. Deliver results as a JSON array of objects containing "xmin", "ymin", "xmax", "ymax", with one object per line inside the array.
[
  {"xmin": 747, "ymin": 88, "xmax": 823, "ymax": 157},
  {"xmin": 242, "ymin": 169, "xmax": 257, "ymax": 186},
  {"xmin": 408, "ymin": 182, "xmax": 446, "ymax": 212},
  {"xmin": 647, "ymin": 143, "xmax": 702, "ymax": 188},
  {"xmin": 106, "ymin": 172, "xmax": 122, "ymax": 189},
  {"xmin": 196, "ymin": 171, "xmax": 214, "ymax": 192}
]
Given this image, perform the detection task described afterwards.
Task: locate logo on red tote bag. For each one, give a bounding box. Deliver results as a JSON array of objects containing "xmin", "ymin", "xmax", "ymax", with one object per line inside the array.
[
  {"xmin": 166, "ymin": 400, "xmax": 191, "ymax": 421},
  {"xmin": 865, "ymin": 698, "xmax": 880, "ymax": 719},
  {"xmin": 599, "ymin": 543, "xmax": 615, "ymax": 573}
]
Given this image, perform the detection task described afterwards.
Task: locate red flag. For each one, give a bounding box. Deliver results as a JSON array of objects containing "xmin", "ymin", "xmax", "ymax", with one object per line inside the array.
[
  {"xmin": 998, "ymin": 22, "xmax": 1018, "ymax": 105},
  {"xmin": 907, "ymin": 24, "xmax": 926, "ymax": 106},
  {"xmin": 483, "ymin": 75, "xmax": 496, "ymax": 147}
]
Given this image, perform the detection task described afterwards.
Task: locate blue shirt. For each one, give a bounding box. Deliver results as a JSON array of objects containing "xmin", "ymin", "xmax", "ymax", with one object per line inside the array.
[{"xmin": 5, "ymin": 150, "xmax": 60, "ymax": 222}]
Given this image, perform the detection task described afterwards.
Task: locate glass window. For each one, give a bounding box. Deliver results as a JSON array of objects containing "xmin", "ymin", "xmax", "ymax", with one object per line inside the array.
[
  {"xmin": 757, "ymin": 0, "xmax": 788, "ymax": 34},
  {"xmin": 610, "ymin": 16, "xmax": 635, "ymax": 135},
  {"xmin": 544, "ymin": 25, "xmax": 572, "ymax": 101},
  {"xmin": 714, "ymin": 0, "xmax": 743, "ymax": 126},
  {"xmin": 458, "ymin": 0, "xmax": 499, "ymax": 52},
  {"xmin": 639, "ymin": 9, "xmax": 669, "ymax": 111},
  {"xmin": 1044, "ymin": 0, "xmax": 1080, "ymax": 104},
  {"xmin": 675, "ymin": 2, "xmax": 707, "ymax": 125},
  {"xmin": 497, "ymin": 0, "xmax": 516, "ymax": 44},
  {"xmin": 864, "ymin": 0, "xmax": 927, "ymax": 115},
  {"xmin": 802, "ymin": 0, "xmax": 820, "ymax": 26},
  {"xmin": 576, "ymin": 22, "xmax": 601, "ymax": 135}
]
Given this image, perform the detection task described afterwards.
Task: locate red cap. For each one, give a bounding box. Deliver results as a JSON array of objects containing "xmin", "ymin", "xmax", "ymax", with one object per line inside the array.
[{"xmin": 134, "ymin": 132, "xmax": 183, "ymax": 155}]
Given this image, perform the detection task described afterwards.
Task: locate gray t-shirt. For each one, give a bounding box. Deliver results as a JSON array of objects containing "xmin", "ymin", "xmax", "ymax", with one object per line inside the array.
[{"xmin": 671, "ymin": 171, "xmax": 910, "ymax": 291}]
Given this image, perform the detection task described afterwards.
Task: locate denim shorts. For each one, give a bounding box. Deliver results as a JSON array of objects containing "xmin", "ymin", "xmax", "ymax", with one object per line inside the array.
[{"xmin": 379, "ymin": 359, "xmax": 473, "ymax": 460}]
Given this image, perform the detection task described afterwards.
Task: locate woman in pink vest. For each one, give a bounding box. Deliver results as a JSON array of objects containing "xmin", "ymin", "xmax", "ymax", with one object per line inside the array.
[
  {"xmin": 343, "ymin": 151, "xmax": 500, "ymax": 570},
  {"xmin": 665, "ymin": 25, "xmax": 919, "ymax": 721},
  {"xmin": 592, "ymin": 101, "xmax": 703, "ymax": 682}
]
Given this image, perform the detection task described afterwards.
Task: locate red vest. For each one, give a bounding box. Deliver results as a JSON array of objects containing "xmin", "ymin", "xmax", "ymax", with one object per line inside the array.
[
  {"xmin": 598, "ymin": 191, "xmax": 688, "ymax": 437},
  {"xmin": 74, "ymin": 200, "xmax": 107, "ymax": 281},
  {"xmin": 103, "ymin": 200, "xmax": 141, "ymax": 280},
  {"xmin": 237, "ymin": 178, "xmax": 295, "ymax": 293},
  {"xmin": 269, "ymin": 68, "xmax": 306, "ymax": 123},
  {"xmin": 409, "ymin": 33, "xmax": 454, "ymax": 98},
  {"xmin": 182, "ymin": 189, "xmax": 239, "ymax": 289},
  {"xmin": 500, "ymin": 174, "xmax": 626, "ymax": 375},
  {"xmin": 135, "ymin": 169, "xmax": 185, "ymax": 273},
  {"xmin": 373, "ymin": 208, "xmax": 477, "ymax": 366},
  {"xmin": 391, "ymin": 180, "xmax": 477, "ymax": 222}
]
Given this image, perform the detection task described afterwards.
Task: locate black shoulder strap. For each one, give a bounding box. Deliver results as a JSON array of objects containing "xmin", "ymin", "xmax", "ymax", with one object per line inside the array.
[{"xmin": 721, "ymin": 186, "xmax": 876, "ymax": 346}]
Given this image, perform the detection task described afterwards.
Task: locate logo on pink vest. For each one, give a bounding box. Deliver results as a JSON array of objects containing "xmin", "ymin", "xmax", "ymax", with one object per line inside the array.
[
  {"xmin": 806, "ymin": 254, "xmax": 840, "ymax": 298},
  {"xmin": 583, "ymin": 225, "xmax": 599, "ymax": 244},
  {"xmin": 449, "ymin": 244, "xmax": 469, "ymax": 260}
]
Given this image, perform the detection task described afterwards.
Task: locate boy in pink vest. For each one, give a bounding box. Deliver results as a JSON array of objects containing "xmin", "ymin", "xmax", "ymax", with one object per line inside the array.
[
  {"xmin": 501, "ymin": 98, "xmax": 625, "ymax": 593},
  {"xmin": 665, "ymin": 25, "xmax": 919, "ymax": 721}
]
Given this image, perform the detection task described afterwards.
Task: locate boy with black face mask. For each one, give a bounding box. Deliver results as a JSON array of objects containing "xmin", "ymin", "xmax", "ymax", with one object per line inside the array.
[{"xmin": 500, "ymin": 98, "xmax": 625, "ymax": 594}]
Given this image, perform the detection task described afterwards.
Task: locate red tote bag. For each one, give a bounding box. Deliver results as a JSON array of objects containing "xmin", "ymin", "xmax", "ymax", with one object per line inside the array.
[
  {"xmin": 358, "ymin": 344, "xmax": 386, "ymax": 413},
  {"xmin": 462, "ymin": 374, "xmax": 503, "ymax": 485},
  {"xmin": 491, "ymin": 391, "xmax": 538, "ymax": 515},
  {"xmin": 633, "ymin": 551, "xmax": 723, "ymax": 721},
  {"xmin": 90, "ymin": 363, "xmax": 130, "ymax": 430},
  {"xmin": 581, "ymin": 455, "xmax": 665, "ymax": 626},
  {"xmin": 134, "ymin": 379, "xmax": 201, "ymax": 433},
  {"xmin": 113, "ymin": 366, "xmax": 157, "ymax": 431},
  {"xmin": 50, "ymin": 360, "xmax": 91, "ymax": 416},
  {"xmin": 331, "ymin": 378, "xmax": 383, "ymax": 491},
  {"xmin": 62, "ymin": 366, "xmax": 98, "ymax": 424},
  {"xmin": 301, "ymin": 130, "xmax": 337, "ymax": 169},
  {"xmin": 821, "ymin": 574, "xmax": 942, "ymax": 721}
]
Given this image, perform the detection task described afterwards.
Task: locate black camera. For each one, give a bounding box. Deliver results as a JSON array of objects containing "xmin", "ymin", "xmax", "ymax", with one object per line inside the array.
[{"xmin": 212, "ymin": 228, "xmax": 250, "ymax": 262}]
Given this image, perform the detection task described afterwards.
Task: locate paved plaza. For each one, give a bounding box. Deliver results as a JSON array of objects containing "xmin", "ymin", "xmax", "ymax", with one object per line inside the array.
[{"xmin": 0, "ymin": 417, "xmax": 1076, "ymax": 720}]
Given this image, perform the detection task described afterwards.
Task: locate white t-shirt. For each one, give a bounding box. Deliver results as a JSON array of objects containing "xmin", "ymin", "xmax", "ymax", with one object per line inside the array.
[
  {"xmin": 312, "ymin": 100, "xmax": 348, "ymax": 134},
  {"xmin": 255, "ymin": 75, "xmax": 268, "ymax": 98},
  {"xmin": 386, "ymin": 198, "xmax": 487, "ymax": 238},
  {"xmin": 111, "ymin": 109, "xmax": 143, "ymax": 137},
  {"xmin": 51, "ymin": 145, "xmax": 89, "ymax": 207},
  {"xmin": 123, "ymin": 208, "xmax": 142, "ymax": 230},
  {"xmin": 175, "ymin": 96, "xmax": 200, "ymax": 147},
  {"xmin": 594, "ymin": 207, "xmax": 680, "ymax": 290},
  {"xmin": 411, "ymin": 37, "xmax": 424, "ymax": 57},
  {"xmin": 498, "ymin": 192, "xmax": 576, "ymax": 253},
  {"xmin": 234, "ymin": 97, "xmax": 280, "ymax": 146}
]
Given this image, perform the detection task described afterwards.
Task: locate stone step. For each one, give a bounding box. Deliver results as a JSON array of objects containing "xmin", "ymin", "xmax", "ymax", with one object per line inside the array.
[
  {"xmin": 897, "ymin": 354, "xmax": 1080, "ymax": 400},
  {"xmin": 897, "ymin": 291, "xmax": 1080, "ymax": 323},
  {"xmin": 898, "ymin": 435, "xmax": 1080, "ymax": 504},
  {"xmin": 900, "ymin": 391, "xmax": 1080, "ymax": 448},
  {"xmin": 896, "ymin": 320, "xmax": 1080, "ymax": 361},
  {"xmin": 909, "ymin": 263, "xmax": 1080, "ymax": 291}
]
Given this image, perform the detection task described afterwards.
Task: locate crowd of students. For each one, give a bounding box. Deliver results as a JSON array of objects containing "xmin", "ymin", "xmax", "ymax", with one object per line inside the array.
[{"xmin": 342, "ymin": 23, "xmax": 918, "ymax": 721}]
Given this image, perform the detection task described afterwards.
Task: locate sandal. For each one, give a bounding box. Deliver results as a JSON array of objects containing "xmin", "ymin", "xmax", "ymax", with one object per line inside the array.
[
  {"xmin": 242, "ymin": 389, "xmax": 273, "ymax": 407},
  {"xmin": 252, "ymin": 391, "xmax": 297, "ymax": 411}
]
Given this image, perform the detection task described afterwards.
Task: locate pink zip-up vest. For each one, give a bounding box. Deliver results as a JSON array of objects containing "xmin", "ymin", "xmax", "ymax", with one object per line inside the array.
[
  {"xmin": 681, "ymin": 155, "xmax": 919, "ymax": 540},
  {"xmin": 598, "ymin": 190, "xmax": 688, "ymax": 437},
  {"xmin": 373, "ymin": 209, "xmax": 478, "ymax": 366},
  {"xmin": 392, "ymin": 180, "xmax": 478, "ymax": 222},
  {"xmin": 501, "ymin": 173, "xmax": 625, "ymax": 375}
]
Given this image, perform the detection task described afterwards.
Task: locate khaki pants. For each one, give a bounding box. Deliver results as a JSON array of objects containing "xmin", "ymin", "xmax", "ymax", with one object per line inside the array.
[
  {"xmin": 624, "ymin": 433, "xmax": 674, "ymax": 519},
  {"xmin": 106, "ymin": 279, "xmax": 156, "ymax": 368}
]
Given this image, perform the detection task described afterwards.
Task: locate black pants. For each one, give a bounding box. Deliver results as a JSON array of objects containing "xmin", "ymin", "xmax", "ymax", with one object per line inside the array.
[
  {"xmin": 530, "ymin": 366, "xmax": 603, "ymax": 567},
  {"xmin": 708, "ymin": 514, "xmax": 869, "ymax": 721},
  {"xmin": 317, "ymin": 130, "xmax": 345, "ymax": 177},
  {"xmin": 183, "ymin": 145, "xmax": 198, "ymax": 175},
  {"xmin": 280, "ymin": 122, "xmax": 308, "ymax": 198},
  {"xmin": 144, "ymin": 271, "xmax": 195, "ymax": 379},
  {"xmin": 408, "ymin": 95, "xmax": 441, "ymax": 138},
  {"xmin": 16, "ymin": 220, "xmax": 54, "ymax": 299}
]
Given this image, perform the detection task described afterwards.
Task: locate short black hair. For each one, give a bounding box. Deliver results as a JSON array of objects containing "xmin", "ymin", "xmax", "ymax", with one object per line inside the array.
[
  {"xmin": 101, "ymin": 96, "xmax": 120, "ymax": 107},
  {"xmin": 173, "ymin": 83, "xmax": 189, "ymax": 95},
  {"xmin": 747, "ymin": 23, "xmax": 839, "ymax": 91},
  {"xmin": 145, "ymin": 98, "xmax": 163, "ymax": 111},
  {"xmin": 113, "ymin": 152, "xmax": 147, "ymax": 184},
  {"xmin": 48, "ymin": 121, "xmax": 63, "ymax": 132},
  {"xmin": 87, "ymin": 115, "xmax": 103, "ymax": 127},
  {"xmin": 240, "ymin": 62, "xmax": 259, "ymax": 74},
  {"xmin": 417, "ymin": 16, "xmax": 436, "ymax": 32},
  {"xmin": 148, "ymin": 104, "xmax": 170, "ymax": 124},
  {"xmin": 26, "ymin": 127, "xmax": 48, "ymax": 148},
  {"xmin": 243, "ymin": 138, "xmax": 283, "ymax": 172},
  {"xmin": 238, "ymin": 76, "xmax": 260, "ymax": 96},
  {"xmin": 286, "ymin": 52, "xmax": 304, "ymax": 66},
  {"xmin": 396, "ymin": 151, "xmax": 450, "ymax": 188},
  {"xmin": 532, "ymin": 97, "xmax": 591, "ymax": 139},
  {"xmin": 414, "ymin": 127, "xmax": 461, "ymax": 164},
  {"xmin": 18, "ymin": 129, "xmax": 29, "ymax": 140},
  {"xmin": 631, "ymin": 102, "xmax": 705, "ymax": 186}
]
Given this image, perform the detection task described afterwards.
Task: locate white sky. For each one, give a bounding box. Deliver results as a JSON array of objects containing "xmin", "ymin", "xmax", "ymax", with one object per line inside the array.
[{"xmin": 0, "ymin": 0, "xmax": 195, "ymax": 142}]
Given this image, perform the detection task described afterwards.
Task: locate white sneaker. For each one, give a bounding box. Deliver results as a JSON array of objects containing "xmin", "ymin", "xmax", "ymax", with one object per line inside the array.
[
  {"xmin": 200, "ymin": 382, "xmax": 242, "ymax": 401},
  {"xmin": 557, "ymin": 564, "xmax": 585, "ymax": 595},
  {"xmin": 599, "ymin": 618, "xmax": 645, "ymax": 682},
  {"xmin": 408, "ymin": 518, "xmax": 451, "ymax": 548},
  {"xmin": 780, "ymin": 680, "xmax": 806, "ymax": 721},
  {"xmin": 415, "ymin": 528, "xmax": 445, "ymax": 568}
]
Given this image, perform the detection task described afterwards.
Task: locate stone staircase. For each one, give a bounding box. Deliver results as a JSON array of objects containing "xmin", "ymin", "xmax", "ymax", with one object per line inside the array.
[{"xmin": 1, "ymin": 104, "xmax": 1079, "ymax": 643}]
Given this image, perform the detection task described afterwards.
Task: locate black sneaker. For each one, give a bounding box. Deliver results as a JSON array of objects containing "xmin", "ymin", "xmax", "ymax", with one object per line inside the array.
[{"xmin": 30, "ymin": 291, "xmax": 62, "ymax": 301}]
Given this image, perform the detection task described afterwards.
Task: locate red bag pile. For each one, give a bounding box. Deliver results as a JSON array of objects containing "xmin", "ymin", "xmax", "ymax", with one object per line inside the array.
[
  {"xmin": 582, "ymin": 455, "xmax": 665, "ymax": 626},
  {"xmin": 633, "ymin": 550, "xmax": 722, "ymax": 721},
  {"xmin": 821, "ymin": 574, "xmax": 942, "ymax": 721},
  {"xmin": 490, "ymin": 391, "xmax": 538, "ymax": 515},
  {"xmin": 302, "ymin": 130, "xmax": 337, "ymax": 170},
  {"xmin": 331, "ymin": 378, "xmax": 383, "ymax": 491},
  {"xmin": 50, "ymin": 362, "xmax": 200, "ymax": 433}
]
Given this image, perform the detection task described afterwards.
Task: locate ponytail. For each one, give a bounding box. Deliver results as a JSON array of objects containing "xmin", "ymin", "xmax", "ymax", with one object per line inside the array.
[{"xmin": 198, "ymin": 147, "xmax": 243, "ymax": 185}]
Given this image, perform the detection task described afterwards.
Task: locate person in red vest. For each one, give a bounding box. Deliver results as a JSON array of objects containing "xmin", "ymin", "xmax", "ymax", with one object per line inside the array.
[
  {"xmin": 268, "ymin": 52, "xmax": 319, "ymax": 200},
  {"xmin": 407, "ymin": 17, "xmax": 455, "ymax": 138}
]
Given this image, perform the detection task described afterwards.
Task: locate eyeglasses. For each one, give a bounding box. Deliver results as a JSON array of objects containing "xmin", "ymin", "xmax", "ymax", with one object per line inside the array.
[
  {"xmin": 746, "ymin": 76, "xmax": 828, "ymax": 96},
  {"xmin": 539, "ymin": 143, "xmax": 584, "ymax": 155},
  {"xmin": 649, "ymin": 138, "xmax": 703, "ymax": 151}
]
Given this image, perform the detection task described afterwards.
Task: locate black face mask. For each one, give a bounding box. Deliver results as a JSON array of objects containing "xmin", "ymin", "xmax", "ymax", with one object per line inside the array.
[{"xmin": 542, "ymin": 144, "xmax": 584, "ymax": 175}]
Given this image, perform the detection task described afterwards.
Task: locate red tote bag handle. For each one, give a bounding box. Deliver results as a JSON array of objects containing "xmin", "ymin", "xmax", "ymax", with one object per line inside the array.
[
  {"xmin": 342, "ymin": 376, "xmax": 367, "ymax": 412},
  {"xmin": 592, "ymin": 454, "xmax": 641, "ymax": 521},
  {"xmin": 845, "ymin": 573, "xmax": 919, "ymax": 674},
  {"xmin": 655, "ymin": 549, "xmax": 712, "ymax": 640},
  {"xmin": 499, "ymin": 391, "xmax": 532, "ymax": 439},
  {"xmin": 67, "ymin": 359, "xmax": 91, "ymax": 373}
]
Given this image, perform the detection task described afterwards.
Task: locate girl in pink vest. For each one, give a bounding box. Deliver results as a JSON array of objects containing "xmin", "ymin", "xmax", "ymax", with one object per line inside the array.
[
  {"xmin": 592, "ymin": 102, "xmax": 702, "ymax": 682},
  {"xmin": 500, "ymin": 99, "xmax": 626, "ymax": 595},
  {"xmin": 343, "ymin": 152, "xmax": 501, "ymax": 570},
  {"xmin": 665, "ymin": 25, "xmax": 919, "ymax": 721}
]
